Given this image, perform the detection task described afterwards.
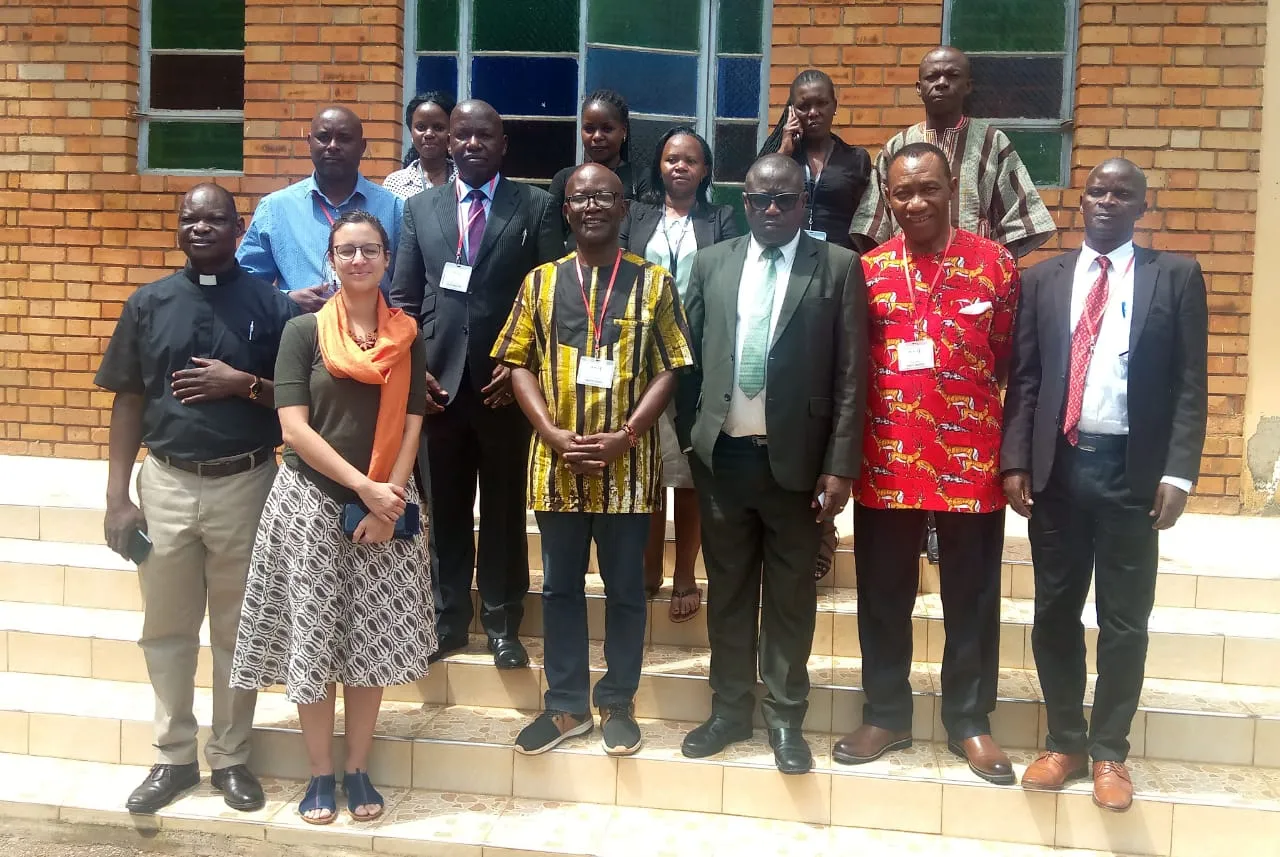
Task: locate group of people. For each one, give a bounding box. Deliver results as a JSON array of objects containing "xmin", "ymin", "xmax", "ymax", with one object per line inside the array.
[{"xmin": 96, "ymin": 44, "xmax": 1208, "ymax": 826}]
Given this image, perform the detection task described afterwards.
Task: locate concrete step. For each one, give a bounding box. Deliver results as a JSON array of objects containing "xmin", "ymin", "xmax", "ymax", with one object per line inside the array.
[{"xmin": 0, "ymin": 677, "xmax": 1278, "ymax": 856}]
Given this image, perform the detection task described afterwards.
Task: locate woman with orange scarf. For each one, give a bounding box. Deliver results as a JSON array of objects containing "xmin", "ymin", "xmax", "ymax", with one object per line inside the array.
[{"xmin": 231, "ymin": 211, "xmax": 436, "ymax": 825}]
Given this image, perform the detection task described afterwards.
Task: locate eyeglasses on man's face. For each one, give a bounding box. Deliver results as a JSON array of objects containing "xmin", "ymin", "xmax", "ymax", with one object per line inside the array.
[
  {"xmin": 566, "ymin": 191, "xmax": 620, "ymax": 212},
  {"xmin": 332, "ymin": 243, "xmax": 385, "ymax": 261},
  {"xmin": 743, "ymin": 192, "xmax": 802, "ymax": 212}
]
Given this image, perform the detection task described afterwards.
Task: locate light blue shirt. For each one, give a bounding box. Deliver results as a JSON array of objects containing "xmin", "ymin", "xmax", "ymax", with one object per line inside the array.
[
  {"xmin": 454, "ymin": 173, "xmax": 501, "ymax": 262},
  {"xmin": 237, "ymin": 173, "xmax": 405, "ymax": 294}
]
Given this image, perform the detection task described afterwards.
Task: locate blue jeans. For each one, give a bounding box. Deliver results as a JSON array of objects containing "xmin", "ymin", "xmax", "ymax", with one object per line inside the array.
[{"xmin": 535, "ymin": 511, "xmax": 650, "ymax": 714}]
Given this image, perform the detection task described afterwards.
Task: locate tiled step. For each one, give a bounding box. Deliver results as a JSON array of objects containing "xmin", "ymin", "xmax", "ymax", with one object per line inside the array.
[
  {"xmin": 1, "ymin": 679, "xmax": 1278, "ymax": 856},
  {"xmin": 1, "ymin": 754, "xmax": 1189, "ymax": 857}
]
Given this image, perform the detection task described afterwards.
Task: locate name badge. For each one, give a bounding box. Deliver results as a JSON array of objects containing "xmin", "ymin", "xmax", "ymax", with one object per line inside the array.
[
  {"xmin": 897, "ymin": 338, "xmax": 935, "ymax": 372},
  {"xmin": 440, "ymin": 262, "xmax": 473, "ymax": 293},
  {"xmin": 576, "ymin": 356, "xmax": 615, "ymax": 388},
  {"xmin": 804, "ymin": 229, "xmax": 828, "ymax": 241}
]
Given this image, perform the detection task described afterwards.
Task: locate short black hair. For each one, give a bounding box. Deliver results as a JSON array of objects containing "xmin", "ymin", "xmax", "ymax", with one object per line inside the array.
[
  {"xmin": 642, "ymin": 126, "xmax": 714, "ymax": 211},
  {"xmin": 402, "ymin": 91, "xmax": 457, "ymax": 167},
  {"xmin": 181, "ymin": 182, "xmax": 238, "ymax": 215},
  {"xmin": 887, "ymin": 141, "xmax": 952, "ymax": 180}
]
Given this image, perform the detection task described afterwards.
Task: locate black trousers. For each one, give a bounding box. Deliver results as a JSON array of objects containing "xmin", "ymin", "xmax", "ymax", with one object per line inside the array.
[
  {"xmin": 854, "ymin": 503, "xmax": 1004, "ymax": 740},
  {"xmin": 424, "ymin": 379, "xmax": 531, "ymax": 641},
  {"xmin": 1030, "ymin": 434, "xmax": 1158, "ymax": 762},
  {"xmin": 692, "ymin": 436, "xmax": 820, "ymax": 729}
]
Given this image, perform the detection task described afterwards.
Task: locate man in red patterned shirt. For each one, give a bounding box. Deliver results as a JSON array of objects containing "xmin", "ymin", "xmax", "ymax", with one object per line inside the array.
[{"xmin": 832, "ymin": 142, "xmax": 1020, "ymax": 785}]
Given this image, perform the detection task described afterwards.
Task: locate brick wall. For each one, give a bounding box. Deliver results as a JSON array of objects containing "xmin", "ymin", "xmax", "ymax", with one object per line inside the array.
[
  {"xmin": 0, "ymin": 0, "xmax": 1265, "ymax": 512},
  {"xmin": 771, "ymin": 0, "xmax": 1264, "ymax": 513}
]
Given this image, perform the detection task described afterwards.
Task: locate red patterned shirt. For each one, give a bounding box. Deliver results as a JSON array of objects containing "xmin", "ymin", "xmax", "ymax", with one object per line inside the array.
[{"xmin": 858, "ymin": 229, "xmax": 1019, "ymax": 513}]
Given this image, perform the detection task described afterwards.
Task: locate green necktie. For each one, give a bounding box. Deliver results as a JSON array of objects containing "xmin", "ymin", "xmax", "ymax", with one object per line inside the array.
[{"xmin": 738, "ymin": 245, "xmax": 783, "ymax": 399}]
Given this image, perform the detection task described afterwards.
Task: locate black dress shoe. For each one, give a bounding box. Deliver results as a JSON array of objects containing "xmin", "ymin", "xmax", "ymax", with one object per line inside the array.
[
  {"xmin": 211, "ymin": 764, "xmax": 266, "ymax": 812},
  {"xmin": 428, "ymin": 634, "xmax": 469, "ymax": 665},
  {"xmin": 681, "ymin": 716, "xmax": 753, "ymax": 758},
  {"xmin": 489, "ymin": 637, "xmax": 529, "ymax": 669},
  {"xmin": 126, "ymin": 762, "xmax": 200, "ymax": 814},
  {"xmin": 768, "ymin": 728, "xmax": 813, "ymax": 775}
]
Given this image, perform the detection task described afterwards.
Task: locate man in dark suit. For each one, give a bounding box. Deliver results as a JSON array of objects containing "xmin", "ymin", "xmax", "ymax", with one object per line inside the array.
[
  {"xmin": 676, "ymin": 154, "xmax": 867, "ymax": 774},
  {"xmin": 1002, "ymin": 158, "xmax": 1208, "ymax": 812},
  {"xmin": 391, "ymin": 100, "xmax": 562, "ymax": 669}
]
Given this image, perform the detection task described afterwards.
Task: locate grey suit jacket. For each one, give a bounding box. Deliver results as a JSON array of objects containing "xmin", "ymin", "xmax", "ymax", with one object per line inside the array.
[
  {"xmin": 389, "ymin": 177, "xmax": 562, "ymax": 399},
  {"xmin": 1001, "ymin": 246, "xmax": 1209, "ymax": 498},
  {"xmin": 675, "ymin": 232, "xmax": 869, "ymax": 492}
]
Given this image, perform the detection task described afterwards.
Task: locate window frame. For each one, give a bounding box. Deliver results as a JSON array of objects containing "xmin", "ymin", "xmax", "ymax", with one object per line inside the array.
[
  {"xmin": 940, "ymin": 0, "xmax": 1078, "ymax": 187},
  {"xmin": 137, "ymin": 0, "xmax": 245, "ymax": 175},
  {"xmin": 402, "ymin": 0, "xmax": 773, "ymax": 186}
]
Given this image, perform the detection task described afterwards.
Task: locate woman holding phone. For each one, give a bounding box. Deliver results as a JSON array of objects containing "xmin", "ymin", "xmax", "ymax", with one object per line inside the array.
[{"xmin": 230, "ymin": 210, "xmax": 436, "ymax": 825}]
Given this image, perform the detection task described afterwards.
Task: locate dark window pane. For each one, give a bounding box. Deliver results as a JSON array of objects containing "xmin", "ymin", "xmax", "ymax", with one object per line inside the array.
[
  {"xmin": 717, "ymin": 57, "xmax": 761, "ymax": 120},
  {"xmin": 713, "ymin": 122, "xmax": 758, "ymax": 183},
  {"xmin": 719, "ymin": 0, "xmax": 763, "ymax": 54},
  {"xmin": 628, "ymin": 116, "xmax": 695, "ymax": 180},
  {"xmin": 948, "ymin": 0, "xmax": 1067, "ymax": 53},
  {"xmin": 417, "ymin": 0, "xmax": 459, "ymax": 52},
  {"xmin": 152, "ymin": 0, "xmax": 243, "ymax": 50},
  {"xmin": 967, "ymin": 56, "xmax": 1063, "ymax": 120},
  {"xmin": 416, "ymin": 55, "xmax": 458, "ymax": 99},
  {"xmin": 473, "ymin": 0, "xmax": 577, "ymax": 51},
  {"xmin": 472, "ymin": 57, "xmax": 578, "ymax": 117},
  {"xmin": 585, "ymin": 48, "xmax": 698, "ymax": 117},
  {"xmin": 587, "ymin": 0, "xmax": 698, "ymax": 51},
  {"xmin": 502, "ymin": 120, "xmax": 577, "ymax": 182},
  {"xmin": 148, "ymin": 121, "xmax": 242, "ymax": 171},
  {"xmin": 1003, "ymin": 129, "xmax": 1064, "ymax": 187},
  {"xmin": 711, "ymin": 182, "xmax": 747, "ymax": 234},
  {"xmin": 150, "ymin": 54, "xmax": 244, "ymax": 111}
]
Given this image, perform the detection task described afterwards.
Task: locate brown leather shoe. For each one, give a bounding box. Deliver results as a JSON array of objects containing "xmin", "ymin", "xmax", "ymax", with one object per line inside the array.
[
  {"xmin": 1021, "ymin": 751, "xmax": 1090, "ymax": 791},
  {"xmin": 947, "ymin": 734, "xmax": 1015, "ymax": 785},
  {"xmin": 1092, "ymin": 761, "xmax": 1134, "ymax": 812},
  {"xmin": 832, "ymin": 724, "xmax": 912, "ymax": 765}
]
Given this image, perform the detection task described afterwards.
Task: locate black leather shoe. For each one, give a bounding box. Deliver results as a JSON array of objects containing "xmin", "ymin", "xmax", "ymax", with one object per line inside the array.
[
  {"xmin": 211, "ymin": 764, "xmax": 265, "ymax": 812},
  {"xmin": 681, "ymin": 716, "xmax": 753, "ymax": 758},
  {"xmin": 428, "ymin": 634, "xmax": 469, "ymax": 665},
  {"xmin": 489, "ymin": 637, "xmax": 529, "ymax": 669},
  {"xmin": 126, "ymin": 762, "xmax": 200, "ymax": 814},
  {"xmin": 768, "ymin": 728, "xmax": 813, "ymax": 775}
]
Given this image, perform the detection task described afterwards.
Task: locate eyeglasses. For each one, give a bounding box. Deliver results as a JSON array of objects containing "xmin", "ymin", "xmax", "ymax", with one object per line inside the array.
[
  {"xmin": 744, "ymin": 192, "xmax": 802, "ymax": 212},
  {"xmin": 566, "ymin": 191, "xmax": 619, "ymax": 212},
  {"xmin": 332, "ymin": 243, "xmax": 385, "ymax": 261}
]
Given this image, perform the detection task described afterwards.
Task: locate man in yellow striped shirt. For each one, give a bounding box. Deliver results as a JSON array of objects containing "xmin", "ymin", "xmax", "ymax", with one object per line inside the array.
[{"xmin": 493, "ymin": 164, "xmax": 694, "ymax": 757}]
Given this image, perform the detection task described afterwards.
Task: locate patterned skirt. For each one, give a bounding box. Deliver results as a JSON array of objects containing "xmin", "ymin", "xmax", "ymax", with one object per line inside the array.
[{"xmin": 230, "ymin": 464, "xmax": 438, "ymax": 704}]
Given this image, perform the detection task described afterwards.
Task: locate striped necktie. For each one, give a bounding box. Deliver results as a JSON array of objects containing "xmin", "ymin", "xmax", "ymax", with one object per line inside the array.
[
  {"xmin": 1063, "ymin": 254, "xmax": 1111, "ymax": 444},
  {"xmin": 738, "ymin": 245, "xmax": 783, "ymax": 399}
]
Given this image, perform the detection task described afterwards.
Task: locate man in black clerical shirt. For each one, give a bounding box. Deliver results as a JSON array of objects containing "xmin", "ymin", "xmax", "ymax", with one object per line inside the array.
[{"xmin": 95, "ymin": 183, "xmax": 297, "ymax": 815}]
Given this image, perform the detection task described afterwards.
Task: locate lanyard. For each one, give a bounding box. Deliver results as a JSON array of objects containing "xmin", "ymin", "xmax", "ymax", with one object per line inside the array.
[
  {"xmin": 313, "ymin": 191, "xmax": 339, "ymax": 226},
  {"xmin": 899, "ymin": 228, "xmax": 954, "ymax": 337},
  {"xmin": 662, "ymin": 214, "xmax": 690, "ymax": 278},
  {"xmin": 454, "ymin": 176, "xmax": 497, "ymax": 263},
  {"xmin": 575, "ymin": 249, "xmax": 624, "ymax": 354}
]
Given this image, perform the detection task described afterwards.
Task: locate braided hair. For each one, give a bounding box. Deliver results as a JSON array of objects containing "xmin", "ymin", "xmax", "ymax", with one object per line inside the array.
[
  {"xmin": 582, "ymin": 88, "xmax": 631, "ymax": 164},
  {"xmin": 401, "ymin": 91, "xmax": 458, "ymax": 168},
  {"xmin": 758, "ymin": 69, "xmax": 836, "ymax": 156}
]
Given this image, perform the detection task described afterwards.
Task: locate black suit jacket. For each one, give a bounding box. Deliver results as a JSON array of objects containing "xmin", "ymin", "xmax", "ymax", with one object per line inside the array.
[
  {"xmin": 1001, "ymin": 246, "xmax": 1209, "ymax": 498},
  {"xmin": 390, "ymin": 177, "xmax": 562, "ymax": 400},
  {"xmin": 675, "ymin": 232, "xmax": 868, "ymax": 492},
  {"xmin": 619, "ymin": 201, "xmax": 741, "ymax": 259}
]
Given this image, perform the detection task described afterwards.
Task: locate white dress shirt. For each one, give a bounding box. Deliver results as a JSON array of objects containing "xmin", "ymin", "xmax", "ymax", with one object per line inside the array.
[
  {"xmin": 454, "ymin": 173, "xmax": 501, "ymax": 261},
  {"xmin": 723, "ymin": 232, "xmax": 802, "ymax": 437},
  {"xmin": 1071, "ymin": 240, "xmax": 1192, "ymax": 493}
]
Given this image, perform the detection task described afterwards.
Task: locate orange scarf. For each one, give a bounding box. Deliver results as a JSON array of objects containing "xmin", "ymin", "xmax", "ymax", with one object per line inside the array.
[{"xmin": 315, "ymin": 291, "xmax": 419, "ymax": 483}]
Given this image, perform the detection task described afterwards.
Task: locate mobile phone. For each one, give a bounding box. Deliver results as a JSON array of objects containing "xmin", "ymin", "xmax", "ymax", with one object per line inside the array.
[
  {"xmin": 341, "ymin": 502, "xmax": 421, "ymax": 539},
  {"xmin": 127, "ymin": 528, "xmax": 152, "ymax": 564}
]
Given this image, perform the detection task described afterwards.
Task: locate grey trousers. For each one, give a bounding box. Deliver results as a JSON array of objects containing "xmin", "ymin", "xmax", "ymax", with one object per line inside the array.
[{"xmin": 136, "ymin": 454, "xmax": 274, "ymax": 769}]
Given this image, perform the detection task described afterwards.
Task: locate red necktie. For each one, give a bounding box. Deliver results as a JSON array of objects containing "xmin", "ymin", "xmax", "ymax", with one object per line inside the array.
[
  {"xmin": 466, "ymin": 189, "xmax": 487, "ymax": 265},
  {"xmin": 1063, "ymin": 254, "xmax": 1111, "ymax": 445}
]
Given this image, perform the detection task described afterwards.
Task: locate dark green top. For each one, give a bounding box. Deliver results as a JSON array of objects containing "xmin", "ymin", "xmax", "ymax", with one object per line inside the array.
[{"xmin": 273, "ymin": 312, "xmax": 427, "ymax": 504}]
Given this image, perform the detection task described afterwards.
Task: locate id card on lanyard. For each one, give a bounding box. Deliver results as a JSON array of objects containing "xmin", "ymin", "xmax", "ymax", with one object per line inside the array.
[
  {"xmin": 803, "ymin": 156, "xmax": 829, "ymax": 242},
  {"xmin": 575, "ymin": 249, "xmax": 623, "ymax": 389},
  {"xmin": 314, "ymin": 192, "xmax": 342, "ymax": 295},
  {"xmin": 894, "ymin": 229, "xmax": 953, "ymax": 372},
  {"xmin": 444, "ymin": 176, "xmax": 497, "ymax": 292}
]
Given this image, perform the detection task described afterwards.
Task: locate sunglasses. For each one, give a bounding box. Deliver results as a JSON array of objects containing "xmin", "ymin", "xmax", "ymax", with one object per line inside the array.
[
  {"xmin": 743, "ymin": 192, "xmax": 802, "ymax": 212},
  {"xmin": 332, "ymin": 243, "xmax": 385, "ymax": 261},
  {"xmin": 566, "ymin": 191, "xmax": 620, "ymax": 212}
]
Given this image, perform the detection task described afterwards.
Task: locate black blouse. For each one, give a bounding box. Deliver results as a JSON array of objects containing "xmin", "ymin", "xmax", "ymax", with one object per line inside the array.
[{"xmin": 790, "ymin": 135, "xmax": 872, "ymax": 251}]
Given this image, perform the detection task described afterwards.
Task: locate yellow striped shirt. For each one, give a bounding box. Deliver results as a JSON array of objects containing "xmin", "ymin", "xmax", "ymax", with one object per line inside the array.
[{"xmin": 492, "ymin": 251, "xmax": 694, "ymax": 513}]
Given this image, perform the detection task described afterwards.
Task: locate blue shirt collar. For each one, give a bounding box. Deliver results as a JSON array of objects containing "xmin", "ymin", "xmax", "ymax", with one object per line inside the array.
[
  {"xmin": 304, "ymin": 172, "xmax": 373, "ymax": 209},
  {"xmin": 455, "ymin": 172, "xmax": 502, "ymax": 201}
]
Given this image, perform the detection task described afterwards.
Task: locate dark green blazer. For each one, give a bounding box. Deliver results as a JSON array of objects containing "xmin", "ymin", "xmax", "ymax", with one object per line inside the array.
[{"xmin": 675, "ymin": 231, "xmax": 868, "ymax": 492}]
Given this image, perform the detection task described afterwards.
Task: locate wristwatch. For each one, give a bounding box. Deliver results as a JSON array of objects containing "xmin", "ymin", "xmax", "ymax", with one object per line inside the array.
[
  {"xmin": 621, "ymin": 423, "xmax": 639, "ymax": 448},
  {"xmin": 248, "ymin": 376, "xmax": 263, "ymax": 401}
]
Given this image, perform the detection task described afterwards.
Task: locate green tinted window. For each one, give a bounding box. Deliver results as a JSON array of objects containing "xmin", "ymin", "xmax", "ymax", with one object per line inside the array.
[
  {"xmin": 151, "ymin": 0, "xmax": 243, "ymax": 50},
  {"xmin": 474, "ymin": 0, "xmax": 577, "ymax": 51},
  {"xmin": 718, "ymin": 0, "xmax": 763, "ymax": 54},
  {"xmin": 711, "ymin": 184, "xmax": 747, "ymax": 235},
  {"xmin": 417, "ymin": 0, "xmax": 460, "ymax": 52},
  {"xmin": 1004, "ymin": 129, "xmax": 1063, "ymax": 187},
  {"xmin": 948, "ymin": 0, "xmax": 1066, "ymax": 53},
  {"xmin": 587, "ymin": 0, "xmax": 699, "ymax": 51},
  {"xmin": 148, "ymin": 121, "xmax": 243, "ymax": 172}
]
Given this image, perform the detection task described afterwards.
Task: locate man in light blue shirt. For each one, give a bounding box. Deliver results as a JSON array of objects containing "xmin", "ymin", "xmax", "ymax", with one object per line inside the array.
[{"xmin": 238, "ymin": 105, "xmax": 404, "ymax": 311}]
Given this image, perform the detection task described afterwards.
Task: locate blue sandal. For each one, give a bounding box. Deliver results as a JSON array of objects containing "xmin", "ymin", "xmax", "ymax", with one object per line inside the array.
[
  {"xmin": 299, "ymin": 774, "xmax": 337, "ymax": 825},
  {"xmin": 342, "ymin": 770, "xmax": 384, "ymax": 822}
]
